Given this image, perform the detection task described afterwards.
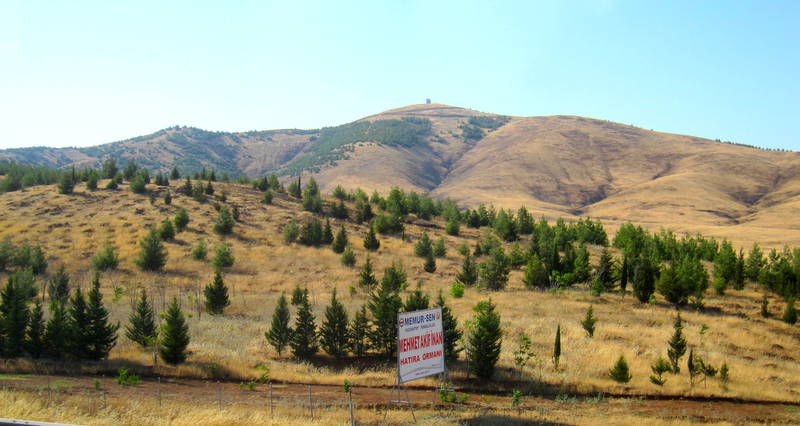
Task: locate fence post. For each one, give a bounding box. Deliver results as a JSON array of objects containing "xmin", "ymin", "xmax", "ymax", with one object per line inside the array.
[
  {"xmin": 218, "ymin": 381, "xmax": 222, "ymax": 411},
  {"xmin": 269, "ymin": 382, "xmax": 273, "ymax": 418},
  {"xmin": 158, "ymin": 376, "xmax": 162, "ymax": 407},
  {"xmin": 308, "ymin": 384, "xmax": 313, "ymax": 421},
  {"xmin": 348, "ymin": 387, "xmax": 355, "ymax": 426}
]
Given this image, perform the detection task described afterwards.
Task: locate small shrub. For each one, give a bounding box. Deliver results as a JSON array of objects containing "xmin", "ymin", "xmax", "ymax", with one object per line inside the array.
[
  {"xmin": 449, "ymin": 281, "xmax": 464, "ymax": 298},
  {"xmin": 92, "ymin": 243, "xmax": 119, "ymax": 271},
  {"xmin": 212, "ymin": 244, "xmax": 234, "ymax": 269},
  {"xmin": 116, "ymin": 368, "xmax": 141, "ymax": 386},
  {"xmin": 192, "ymin": 240, "xmax": 207, "ymax": 260}
]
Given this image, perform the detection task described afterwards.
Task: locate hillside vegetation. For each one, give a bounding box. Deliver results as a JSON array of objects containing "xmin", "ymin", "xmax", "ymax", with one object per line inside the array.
[
  {"xmin": 0, "ymin": 171, "xmax": 798, "ymax": 414},
  {"xmin": 4, "ymin": 104, "xmax": 800, "ymax": 250}
]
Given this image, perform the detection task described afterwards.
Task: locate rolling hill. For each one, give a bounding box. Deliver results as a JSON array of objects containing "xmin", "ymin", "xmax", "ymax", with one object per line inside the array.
[{"xmin": 3, "ymin": 103, "xmax": 800, "ymax": 246}]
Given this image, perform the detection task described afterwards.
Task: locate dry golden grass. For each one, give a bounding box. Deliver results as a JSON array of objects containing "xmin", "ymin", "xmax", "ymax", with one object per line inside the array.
[{"xmin": 0, "ymin": 179, "xmax": 799, "ymax": 415}]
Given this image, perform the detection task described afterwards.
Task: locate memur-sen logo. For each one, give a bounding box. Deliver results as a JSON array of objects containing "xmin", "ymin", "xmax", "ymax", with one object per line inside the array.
[{"xmin": 399, "ymin": 318, "xmax": 405, "ymax": 327}]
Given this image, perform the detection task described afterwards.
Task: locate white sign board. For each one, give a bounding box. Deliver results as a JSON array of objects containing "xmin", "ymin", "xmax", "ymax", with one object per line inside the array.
[{"xmin": 397, "ymin": 307, "xmax": 445, "ymax": 384}]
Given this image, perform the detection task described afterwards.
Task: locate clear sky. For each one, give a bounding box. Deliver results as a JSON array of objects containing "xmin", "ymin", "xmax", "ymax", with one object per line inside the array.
[{"xmin": 1, "ymin": 0, "xmax": 798, "ymax": 150}]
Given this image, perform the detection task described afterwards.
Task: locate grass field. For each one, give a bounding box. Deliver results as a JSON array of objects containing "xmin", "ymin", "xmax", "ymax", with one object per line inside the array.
[{"xmin": 0, "ymin": 179, "xmax": 799, "ymax": 423}]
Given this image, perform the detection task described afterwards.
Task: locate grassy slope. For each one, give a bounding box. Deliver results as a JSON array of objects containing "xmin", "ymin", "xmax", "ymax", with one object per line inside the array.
[{"xmin": 0, "ymin": 180, "xmax": 798, "ymax": 405}]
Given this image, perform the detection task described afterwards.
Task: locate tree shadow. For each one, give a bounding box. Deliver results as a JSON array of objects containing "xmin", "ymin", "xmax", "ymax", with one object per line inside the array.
[{"xmin": 462, "ymin": 414, "xmax": 570, "ymax": 426}]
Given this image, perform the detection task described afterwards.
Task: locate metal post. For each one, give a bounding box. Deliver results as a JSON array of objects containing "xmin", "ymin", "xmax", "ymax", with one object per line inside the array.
[
  {"xmin": 348, "ymin": 387, "xmax": 355, "ymax": 426},
  {"xmin": 269, "ymin": 382, "xmax": 273, "ymax": 418},
  {"xmin": 308, "ymin": 384, "xmax": 313, "ymax": 421}
]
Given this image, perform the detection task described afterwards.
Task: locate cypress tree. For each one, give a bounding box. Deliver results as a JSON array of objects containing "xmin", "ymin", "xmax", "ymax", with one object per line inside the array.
[
  {"xmin": 667, "ymin": 314, "xmax": 687, "ymax": 373},
  {"xmin": 581, "ymin": 305, "xmax": 597, "ymax": 338},
  {"xmin": 348, "ymin": 305, "xmax": 370, "ymax": 357},
  {"xmin": 436, "ymin": 291, "xmax": 462, "ymax": 362},
  {"xmin": 632, "ymin": 256, "xmax": 657, "ymax": 303},
  {"xmin": 67, "ymin": 286, "xmax": 90, "ymax": 360},
  {"xmin": 290, "ymin": 290, "xmax": 318, "ymax": 360},
  {"xmin": 47, "ymin": 265, "xmax": 71, "ymax": 304},
  {"xmin": 44, "ymin": 302, "xmax": 69, "ymax": 359},
  {"xmin": 368, "ymin": 275, "xmax": 402, "ymax": 358},
  {"xmin": 340, "ymin": 245, "xmax": 356, "ymax": 267},
  {"xmin": 456, "ymin": 253, "xmax": 479, "ymax": 286},
  {"xmin": 174, "ymin": 208, "xmax": 189, "ymax": 232},
  {"xmin": 466, "ymin": 300, "xmax": 502, "ymax": 380},
  {"xmin": 609, "ymin": 355, "xmax": 632, "ymax": 383},
  {"xmin": 358, "ymin": 256, "xmax": 377, "ymax": 291},
  {"xmin": 0, "ymin": 279, "xmax": 29, "ymax": 357},
  {"xmin": 126, "ymin": 288, "xmax": 157, "ymax": 348},
  {"xmin": 85, "ymin": 273, "xmax": 119, "ymax": 360},
  {"xmin": 135, "ymin": 228, "xmax": 168, "ymax": 271},
  {"xmin": 332, "ymin": 225, "xmax": 348, "ymax": 254},
  {"xmin": 423, "ymin": 251, "xmax": 437, "ymax": 273},
  {"xmin": 213, "ymin": 206, "xmax": 235, "ymax": 235},
  {"xmin": 204, "ymin": 271, "xmax": 230, "ymax": 315},
  {"xmin": 266, "ymin": 294, "xmax": 292, "ymax": 356},
  {"xmin": 363, "ymin": 226, "xmax": 380, "ymax": 251},
  {"xmin": 553, "ymin": 324, "xmax": 561, "ymax": 370},
  {"xmin": 159, "ymin": 297, "xmax": 190, "ymax": 365},
  {"xmin": 687, "ymin": 348, "xmax": 697, "ymax": 386},
  {"xmin": 620, "ymin": 256, "xmax": 629, "ymax": 294},
  {"xmin": 319, "ymin": 289, "xmax": 349, "ymax": 359},
  {"xmin": 25, "ymin": 300, "xmax": 45, "ymax": 358}
]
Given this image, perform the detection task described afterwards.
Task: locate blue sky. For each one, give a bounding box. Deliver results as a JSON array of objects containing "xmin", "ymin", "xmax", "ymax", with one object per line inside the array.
[{"xmin": 1, "ymin": 0, "xmax": 798, "ymax": 150}]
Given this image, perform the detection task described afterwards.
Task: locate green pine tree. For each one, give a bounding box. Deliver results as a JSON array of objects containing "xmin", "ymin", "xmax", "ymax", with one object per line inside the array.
[
  {"xmin": 213, "ymin": 206, "xmax": 235, "ymax": 235},
  {"xmin": 381, "ymin": 261, "xmax": 407, "ymax": 293},
  {"xmin": 436, "ymin": 291, "xmax": 462, "ymax": 362},
  {"xmin": 348, "ymin": 305, "xmax": 370, "ymax": 357},
  {"xmin": 92, "ymin": 242, "xmax": 119, "ymax": 271},
  {"xmin": 25, "ymin": 299, "xmax": 45, "ymax": 358},
  {"xmin": 414, "ymin": 232, "xmax": 432, "ymax": 257},
  {"xmin": 204, "ymin": 271, "xmax": 231, "ymax": 315},
  {"xmin": 332, "ymin": 225, "xmax": 348, "ymax": 254},
  {"xmin": 174, "ymin": 208, "xmax": 190, "ymax": 232},
  {"xmin": 456, "ymin": 253, "xmax": 479, "ymax": 286},
  {"xmin": 466, "ymin": 300, "xmax": 502, "ymax": 380},
  {"xmin": 433, "ymin": 238, "xmax": 447, "ymax": 258},
  {"xmin": 581, "ymin": 305, "xmax": 597, "ymax": 338},
  {"xmin": 784, "ymin": 298, "xmax": 797, "ymax": 325},
  {"xmin": 423, "ymin": 251, "xmax": 437, "ymax": 273},
  {"xmin": 478, "ymin": 247, "xmax": 510, "ymax": 290},
  {"xmin": 363, "ymin": 226, "xmax": 380, "ymax": 251},
  {"xmin": 340, "ymin": 245, "xmax": 356, "ymax": 267},
  {"xmin": 0, "ymin": 278, "xmax": 29, "ymax": 357},
  {"xmin": 358, "ymin": 256, "xmax": 378, "ymax": 291},
  {"xmin": 404, "ymin": 288, "xmax": 430, "ymax": 312},
  {"xmin": 57, "ymin": 173, "xmax": 75, "ymax": 195},
  {"xmin": 667, "ymin": 314, "xmax": 687, "ymax": 373},
  {"xmin": 266, "ymin": 294, "xmax": 293, "ymax": 356},
  {"xmin": 320, "ymin": 289, "xmax": 349, "ymax": 359},
  {"xmin": 609, "ymin": 355, "xmax": 632, "ymax": 383},
  {"xmin": 158, "ymin": 218, "xmax": 176, "ymax": 240},
  {"xmin": 85, "ymin": 273, "xmax": 119, "ymax": 360},
  {"xmin": 522, "ymin": 254, "xmax": 549, "ymax": 290},
  {"xmin": 159, "ymin": 297, "xmax": 190, "ymax": 365},
  {"xmin": 135, "ymin": 228, "xmax": 168, "ymax": 271},
  {"xmin": 211, "ymin": 244, "xmax": 235, "ymax": 269},
  {"xmin": 126, "ymin": 288, "xmax": 157, "ymax": 348},
  {"xmin": 368, "ymin": 275, "xmax": 402, "ymax": 358},
  {"xmin": 47, "ymin": 265, "xmax": 71, "ymax": 304},
  {"xmin": 67, "ymin": 286, "xmax": 91, "ymax": 360},
  {"xmin": 290, "ymin": 290, "xmax": 318, "ymax": 360},
  {"xmin": 632, "ymin": 256, "xmax": 657, "ymax": 303},
  {"xmin": 322, "ymin": 219, "xmax": 334, "ymax": 244},
  {"xmin": 44, "ymin": 302, "xmax": 69, "ymax": 359}
]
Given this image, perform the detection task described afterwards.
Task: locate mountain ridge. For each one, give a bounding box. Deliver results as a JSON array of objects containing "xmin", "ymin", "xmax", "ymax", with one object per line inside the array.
[{"xmin": 3, "ymin": 103, "xmax": 800, "ymax": 245}]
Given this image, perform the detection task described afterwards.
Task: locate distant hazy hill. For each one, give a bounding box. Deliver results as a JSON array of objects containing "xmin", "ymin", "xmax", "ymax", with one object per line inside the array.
[{"xmin": 3, "ymin": 103, "xmax": 800, "ymax": 243}]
